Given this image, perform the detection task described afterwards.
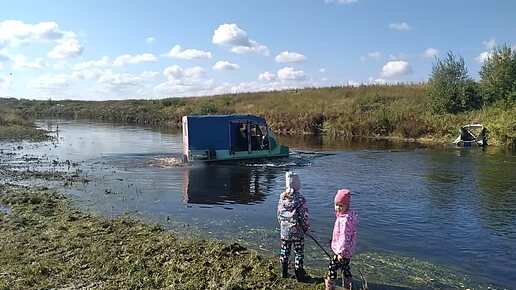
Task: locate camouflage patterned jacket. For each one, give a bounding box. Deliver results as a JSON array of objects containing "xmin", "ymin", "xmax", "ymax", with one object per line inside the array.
[{"xmin": 277, "ymin": 191, "xmax": 310, "ymax": 241}]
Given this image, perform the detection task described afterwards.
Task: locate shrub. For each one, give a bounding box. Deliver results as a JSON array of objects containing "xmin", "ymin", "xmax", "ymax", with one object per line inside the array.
[{"xmin": 427, "ymin": 52, "xmax": 481, "ymax": 114}]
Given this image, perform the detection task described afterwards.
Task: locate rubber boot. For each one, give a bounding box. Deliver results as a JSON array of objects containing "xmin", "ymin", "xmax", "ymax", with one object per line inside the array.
[
  {"xmin": 294, "ymin": 268, "xmax": 312, "ymax": 283},
  {"xmin": 343, "ymin": 275, "xmax": 353, "ymax": 290},
  {"xmin": 324, "ymin": 277, "xmax": 336, "ymax": 290},
  {"xmin": 280, "ymin": 263, "xmax": 289, "ymax": 278}
]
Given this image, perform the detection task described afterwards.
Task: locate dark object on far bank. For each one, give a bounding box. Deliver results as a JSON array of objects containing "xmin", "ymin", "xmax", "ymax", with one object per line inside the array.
[{"xmin": 453, "ymin": 122, "xmax": 488, "ymax": 147}]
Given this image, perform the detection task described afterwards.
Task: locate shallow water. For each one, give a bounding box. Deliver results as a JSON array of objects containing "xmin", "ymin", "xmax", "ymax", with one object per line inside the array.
[{"xmin": 2, "ymin": 119, "xmax": 515, "ymax": 288}]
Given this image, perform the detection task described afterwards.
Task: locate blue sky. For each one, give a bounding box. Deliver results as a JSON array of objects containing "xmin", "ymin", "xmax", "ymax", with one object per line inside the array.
[{"xmin": 1, "ymin": 0, "xmax": 515, "ymax": 100}]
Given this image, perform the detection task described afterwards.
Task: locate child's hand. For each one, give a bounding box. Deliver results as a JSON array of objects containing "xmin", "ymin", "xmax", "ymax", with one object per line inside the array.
[{"xmin": 280, "ymin": 191, "xmax": 289, "ymax": 200}]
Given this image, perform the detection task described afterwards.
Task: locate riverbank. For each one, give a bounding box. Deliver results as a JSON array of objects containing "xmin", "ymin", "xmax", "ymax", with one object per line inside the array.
[
  {"xmin": 2, "ymin": 84, "xmax": 514, "ymax": 148},
  {"xmin": 0, "ymin": 183, "xmax": 328, "ymax": 289}
]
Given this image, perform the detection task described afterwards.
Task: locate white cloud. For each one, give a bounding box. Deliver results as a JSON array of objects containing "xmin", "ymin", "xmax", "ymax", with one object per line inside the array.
[
  {"xmin": 146, "ymin": 37, "xmax": 156, "ymax": 44},
  {"xmin": 483, "ymin": 38, "xmax": 496, "ymax": 50},
  {"xmin": 277, "ymin": 67, "xmax": 307, "ymax": 81},
  {"xmin": 0, "ymin": 20, "xmax": 84, "ymax": 58},
  {"xmin": 163, "ymin": 65, "xmax": 205, "ymax": 80},
  {"xmin": 47, "ymin": 32, "xmax": 83, "ymax": 59},
  {"xmin": 0, "ymin": 51, "xmax": 9, "ymax": 62},
  {"xmin": 29, "ymin": 73, "xmax": 75, "ymax": 91},
  {"xmin": 0, "ymin": 75, "xmax": 12, "ymax": 90},
  {"xmin": 92, "ymin": 70, "xmax": 158, "ymax": 99},
  {"xmin": 52, "ymin": 61, "xmax": 71, "ymax": 70},
  {"xmin": 389, "ymin": 22, "xmax": 411, "ymax": 31},
  {"xmin": 73, "ymin": 56, "xmax": 110, "ymax": 70},
  {"xmin": 184, "ymin": 66, "xmax": 206, "ymax": 79},
  {"xmin": 164, "ymin": 65, "xmax": 183, "ymax": 80},
  {"xmin": 347, "ymin": 80, "xmax": 360, "ymax": 87},
  {"xmin": 212, "ymin": 23, "xmax": 269, "ymax": 55},
  {"xmin": 361, "ymin": 51, "xmax": 382, "ymax": 62},
  {"xmin": 0, "ymin": 20, "xmax": 63, "ymax": 47},
  {"xmin": 319, "ymin": 68, "xmax": 326, "ymax": 73},
  {"xmin": 475, "ymin": 51, "xmax": 493, "ymax": 64},
  {"xmin": 154, "ymin": 77, "xmax": 213, "ymax": 97},
  {"xmin": 258, "ymin": 71, "xmax": 276, "ymax": 81},
  {"xmin": 11, "ymin": 55, "xmax": 45, "ymax": 70},
  {"xmin": 98, "ymin": 69, "xmax": 158, "ymax": 86},
  {"xmin": 380, "ymin": 61, "xmax": 413, "ymax": 78},
  {"xmin": 388, "ymin": 53, "xmax": 410, "ymax": 61},
  {"xmin": 368, "ymin": 51, "xmax": 382, "ymax": 59},
  {"xmin": 423, "ymin": 48, "xmax": 439, "ymax": 58},
  {"xmin": 212, "ymin": 60, "xmax": 239, "ymax": 70},
  {"xmin": 163, "ymin": 45, "xmax": 212, "ymax": 59},
  {"xmin": 113, "ymin": 53, "xmax": 157, "ymax": 66},
  {"xmin": 324, "ymin": 0, "xmax": 358, "ymax": 4},
  {"xmin": 71, "ymin": 68, "xmax": 102, "ymax": 80},
  {"xmin": 275, "ymin": 51, "xmax": 306, "ymax": 63},
  {"xmin": 372, "ymin": 77, "xmax": 388, "ymax": 85}
]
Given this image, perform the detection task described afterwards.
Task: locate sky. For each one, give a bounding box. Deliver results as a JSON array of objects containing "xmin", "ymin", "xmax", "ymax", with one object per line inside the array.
[{"xmin": 0, "ymin": 0, "xmax": 515, "ymax": 101}]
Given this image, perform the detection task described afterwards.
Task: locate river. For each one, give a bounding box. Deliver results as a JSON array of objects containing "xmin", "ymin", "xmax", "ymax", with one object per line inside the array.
[{"xmin": 3, "ymin": 119, "xmax": 515, "ymax": 289}]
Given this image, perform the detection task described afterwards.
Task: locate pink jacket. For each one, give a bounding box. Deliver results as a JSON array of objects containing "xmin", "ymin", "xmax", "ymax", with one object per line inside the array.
[{"xmin": 331, "ymin": 210, "xmax": 359, "ymax": 259}]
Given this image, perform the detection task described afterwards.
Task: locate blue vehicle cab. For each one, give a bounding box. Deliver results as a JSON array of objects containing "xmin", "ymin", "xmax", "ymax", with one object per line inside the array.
[{"xmin": 182, "ymin": 114, "xmax": 290, "ymax": 162}]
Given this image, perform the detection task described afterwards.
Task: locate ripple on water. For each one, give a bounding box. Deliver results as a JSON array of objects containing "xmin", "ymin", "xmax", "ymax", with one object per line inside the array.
[{"xmin": 147, "ymin": 157, "xmax": 186, "ymax": 168}]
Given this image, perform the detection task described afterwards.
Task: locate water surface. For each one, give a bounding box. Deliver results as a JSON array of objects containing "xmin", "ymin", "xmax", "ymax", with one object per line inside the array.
[{"xmin": 3, "ymin": 119, "xmax": 514, "ymax": 288}]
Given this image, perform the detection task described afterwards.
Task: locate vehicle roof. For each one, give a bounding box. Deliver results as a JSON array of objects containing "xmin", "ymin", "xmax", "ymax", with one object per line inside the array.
[
  {"xmin": 461, "ymin": 124, "xmax": 484, "ymax": 129},
  {"xmin": 184, "ymin": 114, "xmax": 266, "ymax": 124},
  {"xmin": 184, "ymin": 114, "xmax": 267, "ymax": 150}
]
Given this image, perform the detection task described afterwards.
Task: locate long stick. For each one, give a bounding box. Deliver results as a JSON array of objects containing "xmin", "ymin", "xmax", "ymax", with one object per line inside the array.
[{"xmin": 307, "ymin": 233, "xmax": 332, "ymax": 259}]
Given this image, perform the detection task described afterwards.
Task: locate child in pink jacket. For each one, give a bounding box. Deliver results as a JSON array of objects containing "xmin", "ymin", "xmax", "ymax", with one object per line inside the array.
[{"xmin": 325, "ymin": 189, "xmax": 359, "ymax": 290}]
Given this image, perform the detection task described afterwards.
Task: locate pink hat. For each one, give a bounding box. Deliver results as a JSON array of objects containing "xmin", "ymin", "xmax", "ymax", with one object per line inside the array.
[{"xmin": 334, "ymin": 189, "xmax": 350, "ymax": 208}]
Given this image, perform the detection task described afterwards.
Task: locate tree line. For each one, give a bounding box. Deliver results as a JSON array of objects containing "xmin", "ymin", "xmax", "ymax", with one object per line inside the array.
[{"xmin": 427, "ymin": 45, "xmax": 516, "ymax": 114}]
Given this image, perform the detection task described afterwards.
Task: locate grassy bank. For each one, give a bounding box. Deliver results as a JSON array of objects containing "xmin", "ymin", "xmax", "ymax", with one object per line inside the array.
[
  {"xmin": 0, "ymin": 184, "xmax": 323, "ymax": 290},
  {"xmin": 1, "ymin": 84, "xmax": 514, "ymax": 148},
  {"xmin": 0, "ymin": 106, "xmax": 50, "ymax": 141}
]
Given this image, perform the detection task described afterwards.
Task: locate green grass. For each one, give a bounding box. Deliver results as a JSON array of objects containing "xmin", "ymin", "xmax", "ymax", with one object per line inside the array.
[
  {"xmin": 1, "ymin": 84, "xmax": 514, "ymax": 148},
  {"xmin": 0, "ymin": 184, "xmax": 324, "ymax": 290}
]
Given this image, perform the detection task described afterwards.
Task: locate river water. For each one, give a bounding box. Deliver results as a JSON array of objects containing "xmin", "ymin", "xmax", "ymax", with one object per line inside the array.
[{"xmin": 3, "ymin": 119, "xmax": 515, "ymax": 289}]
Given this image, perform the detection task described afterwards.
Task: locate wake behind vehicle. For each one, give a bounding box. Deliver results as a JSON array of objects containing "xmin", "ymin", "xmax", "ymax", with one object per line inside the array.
[
  {"xmin": 182, "ymin": 114, "xmax": 290, "ymax": 162},
  {"xmin": 453, "ymin": 123, "xmax": 487, "ymax": 147}
]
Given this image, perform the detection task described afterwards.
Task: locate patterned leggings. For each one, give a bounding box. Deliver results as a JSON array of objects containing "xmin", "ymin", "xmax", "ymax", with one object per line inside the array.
[
  {"xmin": 279, "ymin": 239, "xmax": 305, "ymax": 269},
  {"xmin": 328, "ymin": 255, "xmax": 351, "ymax": 280}
]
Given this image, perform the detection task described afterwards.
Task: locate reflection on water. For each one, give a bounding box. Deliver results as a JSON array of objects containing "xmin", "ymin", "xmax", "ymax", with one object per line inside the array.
[
  {"xmin": 4, "ymin": 119, "xmax": 513, "ymax": 288},
  {"xmin": 276, "ymin": 134, "xmax": 433, "ymax": 151},
  {"xmin": 182, "ymin": 164, "xmax": 274, "ymax": 205}
]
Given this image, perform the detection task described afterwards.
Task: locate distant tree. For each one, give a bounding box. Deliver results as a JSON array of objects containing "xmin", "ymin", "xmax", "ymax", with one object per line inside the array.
[
  {"xmin": 427, "ymin": 52, "xmax": 481, "ymax": 114},
  {"xmin": 479, "ymin": 44, "xmax": 516, "ymax": 106}
]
